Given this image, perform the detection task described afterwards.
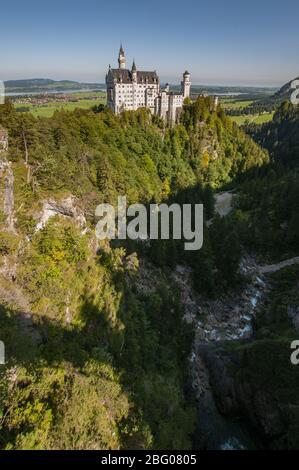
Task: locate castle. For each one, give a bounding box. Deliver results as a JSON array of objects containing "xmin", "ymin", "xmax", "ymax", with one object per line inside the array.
[{"xmin": 106, "ymin": 46, "xmax": 191, "ymax": 124}]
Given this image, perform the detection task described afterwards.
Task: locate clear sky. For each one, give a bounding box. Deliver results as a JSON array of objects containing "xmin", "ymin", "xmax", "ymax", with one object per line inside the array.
[{"xmin": 1, "ymin": 0, "xmax": 298, "ymax": 86}]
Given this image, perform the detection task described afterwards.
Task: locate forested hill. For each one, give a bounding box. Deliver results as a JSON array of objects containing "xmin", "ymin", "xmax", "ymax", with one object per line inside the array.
[
  {"xmin": 245, "ymin": 102, "xmax": 299, "ymax": 167},
  {"xmin": 227, "ymin": 77, "xmax": 299, "ymax": 116},
  {"xmin": 0, "ymin": 97, "xmax": 267, "ymax": 204},
  {"xmin": 0, "ymin": 98, "xmax": 268, "ymax": 450},
  {"xmin": 4, "ymin": 79, "xmax": 104, "ymax": 93}
]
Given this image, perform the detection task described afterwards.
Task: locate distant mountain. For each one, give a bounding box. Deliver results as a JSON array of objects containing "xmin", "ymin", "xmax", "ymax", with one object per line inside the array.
[
  {"xmin": 275, "ymin": 76, "xmax": 299, "ymax": 100},
  {"xmin": 4, "ymin": 78, "xmax": 105, "ymax": 94}
]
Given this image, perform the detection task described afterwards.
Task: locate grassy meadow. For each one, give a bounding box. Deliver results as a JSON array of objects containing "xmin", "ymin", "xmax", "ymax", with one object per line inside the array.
[
  {"xmin": 220, "ymin": 97, "xmax": 274, "ymax": 126},
  {"xmin": 14, "ymin": 91, "xmax": 107, "ymax": 117},
  {"xmin": 221, "ymin": 98, "xmax": 254, "ymax": 109},
  {"xmin": 230, "ymin": 112, "xmax": 274, "ymax": 125},
  {"xmin": 13, "ymin": 92, "xmax": 274, "ymax": 125}
]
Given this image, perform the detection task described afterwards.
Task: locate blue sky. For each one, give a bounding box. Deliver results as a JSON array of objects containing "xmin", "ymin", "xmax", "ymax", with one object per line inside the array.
[{"xmin": 1, "ymin": 0, "xmax": 298, "ymax": 86}]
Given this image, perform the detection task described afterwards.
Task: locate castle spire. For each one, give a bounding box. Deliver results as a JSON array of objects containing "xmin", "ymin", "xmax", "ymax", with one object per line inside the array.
[
  {"xmin": 118, "ymin": 44, "xmax": 126, "ymax": 69},
  {"xmin": 131, "ymin": 59, "xmax": 137, "ymax": 82}
]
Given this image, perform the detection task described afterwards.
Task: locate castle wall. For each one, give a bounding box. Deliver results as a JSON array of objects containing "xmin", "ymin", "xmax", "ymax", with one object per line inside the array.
[{"xmin": 114, "ymin": 83, "xmax": 159, "ymax": 113}]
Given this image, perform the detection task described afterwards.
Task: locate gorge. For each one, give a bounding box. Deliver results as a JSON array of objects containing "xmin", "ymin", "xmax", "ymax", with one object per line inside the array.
[{"xmin": 0, "ymin": 97, "xmax": 299, "ymax": 450}]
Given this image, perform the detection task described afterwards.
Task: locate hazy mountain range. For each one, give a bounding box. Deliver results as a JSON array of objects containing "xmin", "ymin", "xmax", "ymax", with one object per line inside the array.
[
  {"xmin": 4, "ymin": 79, "xmax": 105, "ymax": 94},
  {"xmin": 4, "ymin": 78, "xmax": 278, "ymax": 97}
]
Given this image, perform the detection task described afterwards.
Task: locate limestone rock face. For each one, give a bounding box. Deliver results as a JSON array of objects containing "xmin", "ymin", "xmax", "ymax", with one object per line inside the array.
[{"xmin": 35, "ymin": 196, "xmax": 87, "ymax": 232}]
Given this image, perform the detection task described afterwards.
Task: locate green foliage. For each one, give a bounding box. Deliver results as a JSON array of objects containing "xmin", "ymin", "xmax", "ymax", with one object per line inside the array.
[
  {"xmin": 0, "ymin": 98, "xmax": 268, "ymax": 205},
  {"xmin": 245, "ymin": 102, "xmax": 299, "ymax": 167},
  {"xmin": 0, "ymin": 357, "xmax": 131, "ymax": 450},
  {"xmin": 0, "ymin": 219, "xmax": 195, "ymax": 449},
  {"xmin": 0, "ymin": 97, "xmax": 269, "ymax": 450},
  {"xmin": 232, "ymin": 169, "xmax": 299, "ymax": 259}
]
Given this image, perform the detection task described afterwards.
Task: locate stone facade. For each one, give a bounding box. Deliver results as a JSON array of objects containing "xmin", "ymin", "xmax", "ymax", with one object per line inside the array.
[{"xmin": 106, "ymin": 47, "xmax": 191, "ymax": 124}]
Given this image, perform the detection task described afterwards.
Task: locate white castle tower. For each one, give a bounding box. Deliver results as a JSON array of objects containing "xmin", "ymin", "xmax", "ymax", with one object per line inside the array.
[
  {"xmin": 182, "ymin": 71, "xmax": 191, "ymax": 99},
  {"xmin": 118, "ymin": 44, "xmax": 126, "ymax": 70}
]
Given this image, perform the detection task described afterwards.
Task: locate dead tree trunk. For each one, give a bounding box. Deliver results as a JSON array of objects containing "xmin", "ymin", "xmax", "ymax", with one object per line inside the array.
[{"xmin": 22, "ymin": 128, "xmax": 31, "ymax": 184}]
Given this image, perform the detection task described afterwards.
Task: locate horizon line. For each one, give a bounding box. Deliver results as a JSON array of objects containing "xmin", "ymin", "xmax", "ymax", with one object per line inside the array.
[{"xmin": 3, "ymin": 77, "xmax": 281, "ymax": 89}]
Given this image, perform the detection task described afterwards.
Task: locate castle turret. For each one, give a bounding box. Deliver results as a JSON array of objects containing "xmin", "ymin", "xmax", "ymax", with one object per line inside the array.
[
  {"xmin": 118, "ymin": 44, "xmax": 126, "ymax": 70},
  {"xmin": 132, "ymin": 60, "xmax": 137, "ymax": 82},
  {"xmin": 181, "ymin": 70, "xmax": 191, "ymax": 99}
]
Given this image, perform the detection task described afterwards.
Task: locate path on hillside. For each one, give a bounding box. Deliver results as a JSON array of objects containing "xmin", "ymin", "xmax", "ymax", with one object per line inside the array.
[
  {"xmin": 213, "ymin": 191, "xmax": 299, "ymax": 274},
  {"xmin": 259, "ymin": 256, "xmax": 299, "ymax": 274}
]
